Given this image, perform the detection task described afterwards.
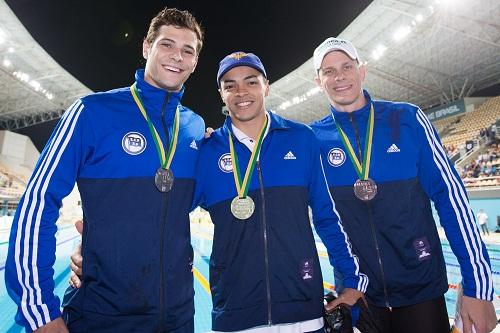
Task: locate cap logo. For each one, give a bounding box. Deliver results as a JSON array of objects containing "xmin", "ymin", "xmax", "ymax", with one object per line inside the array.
[{"xmin": 228, "ymin": 52, "xmax": 248, "ymax": 60}]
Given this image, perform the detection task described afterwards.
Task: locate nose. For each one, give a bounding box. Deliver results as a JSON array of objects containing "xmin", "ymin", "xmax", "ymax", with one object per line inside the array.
[
  {"xmin": 235, "ymin": 86, "xmax": 248, "ymax": 96},
  {"xmin": 169, "ymin": 48, "xmax": 183, "ymax": 62},
  {"xmin": 335, "ymin": 70, "xmax": 346, "ymax": 81}
]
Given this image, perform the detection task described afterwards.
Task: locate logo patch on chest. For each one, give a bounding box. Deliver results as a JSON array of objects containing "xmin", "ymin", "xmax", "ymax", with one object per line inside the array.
[
  {"xmin": 327, "ymin": 148, "xmax": 346, "ymax": 167},
  {"xmin": 122, "ymin": 132, "xmax": 147, "ymax": 155},
  {"xmin": 218, "ymin": 153, "xmax": 233, "ymax": 173}
]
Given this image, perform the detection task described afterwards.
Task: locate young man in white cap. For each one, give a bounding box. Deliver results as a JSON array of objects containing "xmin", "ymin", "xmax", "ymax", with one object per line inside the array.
[
  {"xmin": 309, "ymin": 37, "xmax": 496, "ymax": 333},
  {"xmin": 194, "ymin": 51, "xmax": 368, "ymax": 332}
]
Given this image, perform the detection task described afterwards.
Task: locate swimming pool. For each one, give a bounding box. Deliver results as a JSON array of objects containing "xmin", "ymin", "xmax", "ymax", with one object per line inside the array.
[{"xmin": 1, "ymin": 223, "xmax": 499, "ymax": 332}]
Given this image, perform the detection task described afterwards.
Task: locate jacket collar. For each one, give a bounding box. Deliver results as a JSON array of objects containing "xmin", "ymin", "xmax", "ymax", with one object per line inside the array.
[
  {"xmin": 221, "ymin": 110, "xmax": 290, "ymax": 137},
  {"xmin": 133, "ymin": 69, "xmax": 185, "ymax": 122},
  {"xmin": 330, "ymin": 90, "xmax": 372, "ymax": 122}
]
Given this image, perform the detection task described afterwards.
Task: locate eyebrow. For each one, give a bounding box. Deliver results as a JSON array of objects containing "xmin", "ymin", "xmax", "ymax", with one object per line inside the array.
[{"xmin": 222, "ymin": 74, "xmax": 260, "ymax": 84}]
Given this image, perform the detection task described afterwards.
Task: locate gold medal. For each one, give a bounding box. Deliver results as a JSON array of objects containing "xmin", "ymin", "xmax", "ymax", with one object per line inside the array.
[{"xmin": 230, "ymin": 196, "xmax": 255, "ymax": 220}]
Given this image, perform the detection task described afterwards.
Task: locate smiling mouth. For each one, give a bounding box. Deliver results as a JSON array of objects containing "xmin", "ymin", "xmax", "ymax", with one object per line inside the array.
[
  {"xmin": 334, "ymin": 85, "xmax": 351, "ymax": 92},
  {"xmin": 236, "ymin": 101, "xmax": 252, "ymax": 107},
  {"xmin": 162, "ymin": 65, "xmax": 182, "ymax": 73}
]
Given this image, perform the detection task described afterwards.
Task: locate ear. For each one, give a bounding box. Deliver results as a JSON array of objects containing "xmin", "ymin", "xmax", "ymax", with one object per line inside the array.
[
  {"xmin": 314, "ymin": 74, "xmax": 322, "ymax": 87},
  {"xmin": 191, "ymin": 56, "xmax": 199, "ymax": 73},
  {"xmin": 264, "ymin": 79, "xmax": 270, "ymax": 97},
  {"xmin": 358, "ymin": 63, "xmax": 367, "ymax": 83},
  {"xmin": 219, "ymin": 88, "xmax": 226, "ymax": 104},
  {"xmin": 142, "ymin": 39, "xmax": 150, "ymax": 60}
]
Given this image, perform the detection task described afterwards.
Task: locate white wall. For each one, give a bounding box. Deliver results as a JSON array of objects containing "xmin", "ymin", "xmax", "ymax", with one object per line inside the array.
[{"xmin": 0, "ymin": 130, "xmax": 40, "ymax": 170}]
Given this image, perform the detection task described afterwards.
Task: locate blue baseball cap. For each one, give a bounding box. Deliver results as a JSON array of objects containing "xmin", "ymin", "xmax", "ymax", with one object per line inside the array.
[{"xmin": 217, "ymin": 52, "xmax": 267, "ymax": 87}]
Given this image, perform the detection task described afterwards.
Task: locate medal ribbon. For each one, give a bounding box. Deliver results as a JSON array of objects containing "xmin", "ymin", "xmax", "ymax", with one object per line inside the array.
[
  {"xmin": 229, "ymin": 116, "xmax": 268, "ymax": 199},
  {"xmin": 130, "ymin": 83, "xmax": 180, "ymax": 169},
  {"xmin": 335, "ymin": 104, "xmax": 374, "ymax": 180}
]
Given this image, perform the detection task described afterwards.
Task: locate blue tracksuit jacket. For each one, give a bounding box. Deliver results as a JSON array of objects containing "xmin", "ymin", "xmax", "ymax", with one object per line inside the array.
[
  {"xmin": 310, "ymin": 90, "xmax": 493, "ymax": 308},
  {"xmin": 5, "ymin": 69, "xmax": 205, "ymax": 332},
  {"xmin": 194, "ymin": 111, "xmax": 368, "ymax": 331}
]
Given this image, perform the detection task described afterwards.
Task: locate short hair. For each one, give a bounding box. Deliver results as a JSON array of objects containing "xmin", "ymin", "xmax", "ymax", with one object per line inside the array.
[{"xmin": 145, "ymin": 7, "xmax": 204, "ymax": 55}]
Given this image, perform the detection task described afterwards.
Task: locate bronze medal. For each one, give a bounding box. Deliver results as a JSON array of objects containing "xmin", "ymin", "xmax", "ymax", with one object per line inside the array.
[
  {"xmin": 155, "ymin": 167, "xmax": 174, "ymax": 192},
  {"xmin": 230, "ymin": 196, "xmax": 255, "ymax": 220},
  {"xmin": 353, "ymin": 178, "xmax": 377, "ymax": 201}
]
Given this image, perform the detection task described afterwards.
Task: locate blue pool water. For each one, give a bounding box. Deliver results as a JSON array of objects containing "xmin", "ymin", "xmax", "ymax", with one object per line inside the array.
[{"xmin": 1, "ymin": 223, "xmax": 499, "ymax": 332}]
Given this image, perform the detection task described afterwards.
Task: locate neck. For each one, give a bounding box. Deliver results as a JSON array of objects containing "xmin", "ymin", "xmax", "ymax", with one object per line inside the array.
[
  {"xmin": 232, "ymin": 111, "xmax": 267, "ymax": 140},
  {"xmin": 143, "ymin": 71, "xmax": 182, "ymax": 93},
  {"xmin": 331, "ymin": 94, "xmax": 368, "ymax": 113}
]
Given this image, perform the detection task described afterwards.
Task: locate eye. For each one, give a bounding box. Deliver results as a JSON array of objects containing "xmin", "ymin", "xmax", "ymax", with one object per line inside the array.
[
  {"xmin": 248, "ymin": 80, "xmax": 258, "ymax": 86},
  {"xmin": 322, "ymin": 68, "xmax": 333, "ymax": 76},
  {"xmin": 183, "ymin": 49, "xmax": 195, "ymax": 56},
  {"xmin": 161, "ymin": 42, "xmax": 173, "ymax": 48},
  {"xmin": 344, "ymin": 64, "xmax": 353, "ymax": 71},
  {"xmin": 224, "ymin": 84, "xmax": 235, "ymax": 91}
]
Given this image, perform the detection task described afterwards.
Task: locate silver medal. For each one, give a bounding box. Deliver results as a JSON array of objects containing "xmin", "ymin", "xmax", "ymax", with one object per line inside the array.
[
  {"xmin": 230, "ymin": 196, "xmax": 255, "ymax": 220},
  {"xmin": 353, "ymin": 178, "xmax": 377, "ymax": 201},
  {"xmin": 155, "ymin": 167, "xmax": 174, "ymax": 192}
]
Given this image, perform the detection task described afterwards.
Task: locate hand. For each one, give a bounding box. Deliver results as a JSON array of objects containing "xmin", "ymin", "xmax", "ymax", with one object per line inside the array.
[
  {"xmin": 33, "ymin": 317, "xmax": 69, "ymax": 333},
  {"xmin": 204, "ymin": 127, "xmax": 214, "ymax": 138},
  {"xmin": 325, "ymin": 288, "xmax": 363, "ymax": 312},
  {"xmin": 460, "ymin": 296, "xmax": 497, "ymax": 333},
  {"xmin": 68, "ymin": 220, "xmax": 84, "ymax": 288}
]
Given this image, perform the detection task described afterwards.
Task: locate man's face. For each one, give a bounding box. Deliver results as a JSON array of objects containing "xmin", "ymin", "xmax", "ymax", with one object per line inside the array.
[
  {"xmin": 219, "ymin": 66, "xmax": 269, "ymax": 125},
  {"xmin": 143, "ymin": 25, "xmax": 198, "ymax": 92},
  {"xmin": 315, "ymin": 50, "xmax": 366, "ymax": 112}
]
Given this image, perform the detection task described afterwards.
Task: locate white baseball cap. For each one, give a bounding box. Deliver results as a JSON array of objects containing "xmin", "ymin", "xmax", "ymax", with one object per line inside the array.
[{"xmin": 313, "ymin": 37, "xmax": 360, "ymax": 71}]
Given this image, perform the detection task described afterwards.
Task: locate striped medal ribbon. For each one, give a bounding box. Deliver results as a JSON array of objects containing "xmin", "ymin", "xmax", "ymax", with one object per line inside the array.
[
  {"xmin": 130, "ymin": 83, "xmax": 180, "ymax": 192},
  {"xmin": 228, "ymin": 116, "xmax": 268, "ymax": 219},
  {"xmin": 335, "ymin": 104, "xmax": 377, "ymax": 201}
]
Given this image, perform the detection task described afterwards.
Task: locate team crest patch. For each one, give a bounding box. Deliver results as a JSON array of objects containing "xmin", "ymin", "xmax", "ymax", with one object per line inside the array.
[
  {"xmin": 327, "ymin": 148, "xmax": 346, "ymax": 167},
  {"xmin": 218, "ymin": 153, "xmax": 233, "ymax": 173},
  {"xmin": 122, "ymin": 132, "xmax": 147, "ymax": 155}
]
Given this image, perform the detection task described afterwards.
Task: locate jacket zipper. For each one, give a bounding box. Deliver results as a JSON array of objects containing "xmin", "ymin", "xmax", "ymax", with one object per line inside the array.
[
  {"xmin": 257, "ymin": 160, "xmax": 272, "ymax": 325},
  {"xmin": 366, "ymin": 202, "xmax": 390, "ymax": 307},
  {"xmin": 348, "ymin": 113, "xmax": 390, "ymax": 307},
  {"xmin": 158, "ymin": 93, "xmax": 170, "ymax": 332}
]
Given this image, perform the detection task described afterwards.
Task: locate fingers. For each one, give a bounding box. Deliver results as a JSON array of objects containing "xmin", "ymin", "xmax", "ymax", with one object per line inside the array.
[
  {"xmin": 204, "ymin": 127, "xmax": 214, "ymax": 138},
  {"xmin": 70, "ymin": 244, "xmax": 83, "ymax": 275},
  {"xmin": 68, "ymin": 271, "xmax": 81, "ymax": 289},
  {"xmin": 75, "ymin": 220, "xmax": 84, "ymax": 235}
]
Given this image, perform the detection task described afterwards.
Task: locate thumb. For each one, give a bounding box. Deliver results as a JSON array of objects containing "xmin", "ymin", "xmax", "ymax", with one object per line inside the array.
[
  {"xmin": 461, "ymin": 314, "xmax": 472, "ymax": 333},
  {"xmin": 75, "ymin": 220, "xmax": 84, "ymax": 235},
  {"xmin": 325, "ymin": 297, "xmax": 342, "ymax": 312}
]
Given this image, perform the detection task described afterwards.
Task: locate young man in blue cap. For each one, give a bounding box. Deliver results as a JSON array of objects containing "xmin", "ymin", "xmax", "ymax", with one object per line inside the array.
[
  {"xmin": 68, "ymin": 51, "xmax": 368, "ymax": 331},
  {"xmin": 193, "ymin": 51, "xmax": 368, "ymax": 332},
  {"xmin": 310, "ymin": 37, "xmax": 496, "ymax": 333}
]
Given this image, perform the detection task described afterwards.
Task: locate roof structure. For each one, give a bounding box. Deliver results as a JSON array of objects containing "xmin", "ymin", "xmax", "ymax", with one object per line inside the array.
[
  {"xmin": 267, "ymin": 0, "xmax": 500, "ymax": 124},
  {"xmin": 0, "ymin": 0, "xmax": 92, "ymax": 130}
]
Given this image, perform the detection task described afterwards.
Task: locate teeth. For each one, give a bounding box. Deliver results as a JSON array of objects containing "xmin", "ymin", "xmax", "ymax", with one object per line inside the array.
[
  {"xmin": 334, "ymin": 86, "xmax": 350, "ymax": 91},
  {"xmin": 164, "ymin": 65, "xmax": 181, "ymax": 73},
  {"xmin": 237, "ymin": 101, "xmax": 252, "ymax": 107}
]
